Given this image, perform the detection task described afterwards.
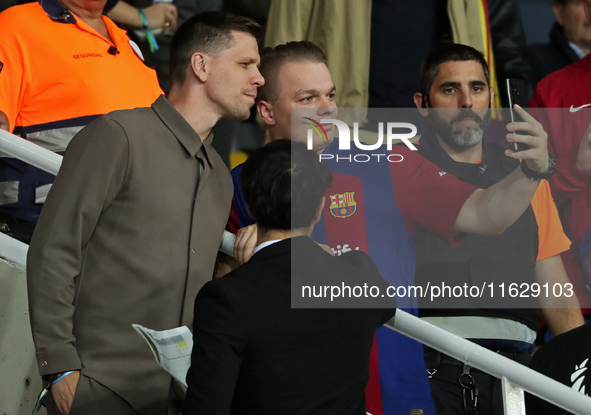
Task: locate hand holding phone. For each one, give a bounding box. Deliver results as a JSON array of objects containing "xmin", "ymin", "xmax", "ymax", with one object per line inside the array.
[{"xmin": 506, "ymin": 79, "xmax": 529, "ymax": 152}]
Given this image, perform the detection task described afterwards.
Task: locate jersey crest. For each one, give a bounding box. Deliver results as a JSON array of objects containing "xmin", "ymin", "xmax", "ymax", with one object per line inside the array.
[{"xmin": 329, "ymin": 191, "xmax": 357, "ymax": 219}]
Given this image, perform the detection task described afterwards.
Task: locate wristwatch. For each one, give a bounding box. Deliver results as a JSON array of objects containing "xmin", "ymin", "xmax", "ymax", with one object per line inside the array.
[{"xmin": 520, "ymin": 153, "xmax": 555, "ymax": 180}]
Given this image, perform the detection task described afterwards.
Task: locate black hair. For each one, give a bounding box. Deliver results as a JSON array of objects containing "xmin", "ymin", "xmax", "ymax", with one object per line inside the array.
[
  {"xmin": 170, "ymin": 11, "xmax": 263, "ymax": 86},
  {"xmin": 419, "ymin": 43, "xmax": 490, "ymax": 107},
  {"xmin": 240, "ymin": 140, "xmax": 332, "ymax": 230}
]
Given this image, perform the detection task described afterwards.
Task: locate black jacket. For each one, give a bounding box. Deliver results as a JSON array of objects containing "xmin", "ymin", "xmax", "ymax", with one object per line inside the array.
[
  {"xmin": 415, "ymin": 136, "xmax": 540, "ymax": 331},
  {"xmin": 182, "ymin": 237, "xmax": 395, "ymax": 415},
  {"xmin": 526, "ymin": 323, "xmax": 591, "ymax": 415},
  {"xmin": 488, "ymin": 0, "xmax": 534, "ymax": 103},
  {"xmin": 525, "ymin": 23, "xmax": 581, "ymax": 87}
]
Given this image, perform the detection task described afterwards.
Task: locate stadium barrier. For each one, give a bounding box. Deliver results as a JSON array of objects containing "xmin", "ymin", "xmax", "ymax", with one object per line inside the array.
[{"xmin": 387, "ymin": 311, "xmax": 591, "ymax": 415}]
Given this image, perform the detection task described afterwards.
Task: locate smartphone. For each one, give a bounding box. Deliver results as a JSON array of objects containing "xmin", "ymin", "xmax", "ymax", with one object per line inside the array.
[{"xmin": 506, "ymin": 79, "xmax": 529, "ymax": 152}]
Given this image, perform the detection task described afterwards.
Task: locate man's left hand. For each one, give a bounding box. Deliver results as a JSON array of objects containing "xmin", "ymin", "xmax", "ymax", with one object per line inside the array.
[
  {"xmin": 505, "ymin": 104, "xmax": 549, "ymax": 172},
  {"xmin": 234, "ymin": 224, "xmax": 257, "ymax": 265}
]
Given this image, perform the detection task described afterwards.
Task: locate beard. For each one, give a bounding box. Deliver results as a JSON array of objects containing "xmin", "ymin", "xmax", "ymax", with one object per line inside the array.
[{"xmin": 429, "ymin": 107, "xmax": 491, "ymax": 150}]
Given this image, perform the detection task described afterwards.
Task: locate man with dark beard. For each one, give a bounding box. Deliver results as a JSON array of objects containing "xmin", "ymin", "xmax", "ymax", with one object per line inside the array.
[{"xmin": 412, "ymin": 44, "xmax": 584, "ymax": 415}]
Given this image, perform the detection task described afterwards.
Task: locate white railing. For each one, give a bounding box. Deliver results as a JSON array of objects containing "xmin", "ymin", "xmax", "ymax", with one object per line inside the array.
[
  {"xmin": 0, "ymin": 231, "xmax": 27, "ymax": 269},
  {"xmin": 0, "ymin": 128, "xmax": 238, "ymax": 256},
  {"xmin": 2, "ymin": 128, "xmax": 590, "ymax": 415},
  {"xmin": 0, "ymin": 130, "xmax": 60, "ymax": 268},
  {"xmin": 0, "ymin": 129, "xmax": 61, "ymax": 175},
  {"xmin": 388, "ymin": 311, "xmax": 591, "ymax": 415}
]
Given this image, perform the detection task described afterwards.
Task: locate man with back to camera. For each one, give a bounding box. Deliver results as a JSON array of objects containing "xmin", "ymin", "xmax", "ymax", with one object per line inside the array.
[
  {"xmin": 224, "ymin": 39, "xmax": 564, "ymax": 414},
  {"xmin": 183, "ymin": 139, "xmax": 396, "ymax": 415},
  {"xmin": 411, "ymin": 43, "xmax": 584, "ymax": 415},
  {"xmin": 530, "ymin": 0, "xmax": 591, "ymax": 320},
  {"xmin": 26, "ymin": 11, "xmax": 264, "ymax": 415}
]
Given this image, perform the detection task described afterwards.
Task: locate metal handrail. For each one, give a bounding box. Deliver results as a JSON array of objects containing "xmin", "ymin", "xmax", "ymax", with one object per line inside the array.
[
  {"xmin": 388, "ymin": 310, "xmax": 591, "ymax": 415},
  {"xmin": 0, "ymin": 129, "xmax": 61, "ymax": 175},
  {"xmin": 0, "ymin": 130, "xmax": 59, "ymax": 268},
  {"xmin": 1, "ymin": 127, "xmax": 590, "ymax": 414},
  {"xmin": 0, "ymin": 231, "xmax": 27, "ymax": 269},
  {"xmin": 0, "ymin": 128, "xmax": 238, "ymax": 255}
]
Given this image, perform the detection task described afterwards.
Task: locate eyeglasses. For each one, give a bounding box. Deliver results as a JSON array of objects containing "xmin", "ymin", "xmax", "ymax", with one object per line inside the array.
[{"xmin": 32, "ymin": 371, "xmax": 74, "ymax": 414}]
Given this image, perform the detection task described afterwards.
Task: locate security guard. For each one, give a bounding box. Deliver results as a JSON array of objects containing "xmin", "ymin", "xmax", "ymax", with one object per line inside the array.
[{"xmin": 0, "ymin": 0, "xmax": 162, "ymax": 241}]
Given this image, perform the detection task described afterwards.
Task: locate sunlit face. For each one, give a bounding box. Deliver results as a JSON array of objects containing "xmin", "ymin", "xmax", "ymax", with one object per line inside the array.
[
  {"xmin": 205, "ymin": 31, "xmax": 264, "ymax": 121},
  {"xmin": 555, "ymin": 0, "xmax": 591, "ymax": 50},
  {"xmin": 265, "ymin": 61, "xmax": 337, "ymax": 152},
  {"xmin": 425, "ymin": 60, "xmax": 492, "ymax": 149}
]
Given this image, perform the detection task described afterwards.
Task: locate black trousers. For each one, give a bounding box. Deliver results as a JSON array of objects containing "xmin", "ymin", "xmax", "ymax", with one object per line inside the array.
[{"xmin": 424, "ymin": 348, "xmax": 531, "ymax": 415}]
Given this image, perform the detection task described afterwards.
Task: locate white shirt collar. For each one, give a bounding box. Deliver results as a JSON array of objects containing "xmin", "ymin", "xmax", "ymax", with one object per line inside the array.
[
  {"xmin": 569, "ymin": 42, "xmax": 586, "ymax": 60},
  {"xmin": 254, "ymin": 239, "xmax": 283, "ymax": 254}
]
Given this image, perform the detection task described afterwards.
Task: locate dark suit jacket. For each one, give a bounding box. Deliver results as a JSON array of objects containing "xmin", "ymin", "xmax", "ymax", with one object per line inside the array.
[{"xmin": 182, "ymin": 236, "xmax": 395, "ymax": 415}]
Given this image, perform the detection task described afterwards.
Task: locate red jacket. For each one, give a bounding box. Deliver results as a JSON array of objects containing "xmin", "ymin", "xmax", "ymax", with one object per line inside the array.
[{"xmin": 530, "ymin": 55, "xmax": 591, "ymax": 310}]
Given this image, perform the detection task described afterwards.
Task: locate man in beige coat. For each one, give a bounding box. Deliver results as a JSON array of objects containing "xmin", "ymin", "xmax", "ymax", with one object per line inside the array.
[{"xmin": 26, "ymin": 11, "xmax": 264, "ymax": 415}]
